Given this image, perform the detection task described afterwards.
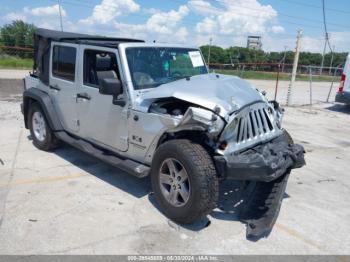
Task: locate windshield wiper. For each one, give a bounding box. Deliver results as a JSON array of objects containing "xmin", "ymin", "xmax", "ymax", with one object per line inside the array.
[{"xmin": 169, "ymin": 75, "xmax": 192, "ymax": 81}]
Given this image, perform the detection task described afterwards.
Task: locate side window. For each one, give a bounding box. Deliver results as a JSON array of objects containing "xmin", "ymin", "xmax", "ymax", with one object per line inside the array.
[
  {"xmin": 83, "ymin": 49, "xmax": 120, "ymax": 88},
  {"xmin": 52, "ymin": 45, "xmax": 76, "ymax": 82}
]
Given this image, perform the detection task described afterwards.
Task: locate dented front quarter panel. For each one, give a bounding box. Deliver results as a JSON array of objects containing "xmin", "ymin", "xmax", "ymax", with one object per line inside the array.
[{"xmin": 128, "ymin": 106, "xmax": 225, "ymax": 164}]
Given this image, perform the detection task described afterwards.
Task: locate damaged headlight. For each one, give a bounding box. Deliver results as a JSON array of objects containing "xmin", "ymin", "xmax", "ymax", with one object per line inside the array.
[
  {"xmin": 269, "ymin": 101, "xmax": 284, "ymax": 128},
  {"xmin": 220, "ymin": 117, "xmax": 239, "ymax": 141}
]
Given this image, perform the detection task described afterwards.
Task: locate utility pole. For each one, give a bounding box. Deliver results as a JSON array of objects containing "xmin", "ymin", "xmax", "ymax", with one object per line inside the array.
[
  {"xmin": 207, "ymin": 37, "xmax": 213, "ymax": 71},
  {"xmin": 329, "ymin": 45, "xmax": 335, "ymax": 75},
  {"xmin": 58, "ymin": 0, "xmax": 64, "ymax": 31},
  {"xmin": 320, "ymin": 32, "xmax": 329, "ymax": 75},
  {"xmin": 286, "ymin": 29, "xmax": 303, "ymax": 106},
  {"xmin": 281, "ymin": 45, "xmax": 287, "ymax": 73}
]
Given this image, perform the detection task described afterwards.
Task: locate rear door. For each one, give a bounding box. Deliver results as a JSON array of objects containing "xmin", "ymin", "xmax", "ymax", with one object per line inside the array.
[
  {"xmin": 49, "ymin": 42, "xmax": 79, "ymax": 133},
  {"xmin": 75, "ymin": 46, "xmax": 129, "ymax": 152}
]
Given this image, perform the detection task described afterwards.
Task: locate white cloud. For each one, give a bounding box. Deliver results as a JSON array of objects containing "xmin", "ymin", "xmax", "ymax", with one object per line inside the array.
[
  {"xmin": 190, "ymin": 0, "xmax": 291, "ymax": 50},
  {"xmin": 79, "ymin": 0, "xmax": 140, "ymax": 25},
  {"xmin": 174, "ymin": 27, "xmax": 189, "ymax": 43},
  {"xmin": 271, "ymin": 25, "xmax": 285, "ymax": 34},
  {"xmin": 4, "ymin": 12, "xmax": 27, "ymax": 22},
  {"xmin": 217, "ymin": 0, "xmax": 277, "ymax": 35},
  {"xmin": 188, "ymin": 0, "xmax": 220, "ymax": 15},
  {"xmin": 195, "ymin": 17, "xmax": 218, "ymax": 34},
  {"xmin": 3, "ymin": 4, "xmax": 66, "ymax": 23},
  {"xmin": 24, "ymin": 4, "xmax": 66, "ymax": 17},
  {"xmin": 143, "ymin": 8, "xmax": 162, "ymax": 15},
  {"xmin": 111, "ymin": 5, "xmax": 189, "ymax": 42},
  {"xmin": 145, "ymin": 5, "xmax": 189, "ymax": 34}
]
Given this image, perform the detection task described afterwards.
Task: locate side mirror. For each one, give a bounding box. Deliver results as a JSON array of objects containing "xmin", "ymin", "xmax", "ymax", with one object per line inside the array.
[{"xmin": 99, "ymin": 78, "xmax": 122, "ymax": 96}]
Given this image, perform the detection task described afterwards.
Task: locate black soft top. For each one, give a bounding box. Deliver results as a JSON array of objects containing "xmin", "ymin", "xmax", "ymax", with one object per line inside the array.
[{"xmin": 34, "ymin": 28, "xmax": 144, "ymax": 84}]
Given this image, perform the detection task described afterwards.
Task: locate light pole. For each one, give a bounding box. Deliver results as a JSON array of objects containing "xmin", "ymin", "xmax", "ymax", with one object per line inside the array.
[
  {"xmin": 329, "ymin": 45, "xmax": 335, "ymax": 75},
  {"xmin": 287, "ymin": 29, "xmax": 303, "ymax": 106},
  {"xmin": 58, "ymin": 0, "xmax": 63, "ymax": 31},
  {"xmin": 320, "ymin": 33, "xmax": 328, "ymax": 75},
  {"xmin": 208, "ymin": 37, "xmax": 212, "ymax": 71}
]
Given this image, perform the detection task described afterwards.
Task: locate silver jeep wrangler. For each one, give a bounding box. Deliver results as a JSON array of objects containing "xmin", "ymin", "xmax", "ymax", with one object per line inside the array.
[{"xmin": 23, "ymin": 29, "xmax": 305, "ymax": 239}]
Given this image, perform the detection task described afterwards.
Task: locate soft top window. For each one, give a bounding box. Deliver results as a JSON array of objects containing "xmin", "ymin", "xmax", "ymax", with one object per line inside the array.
[{"xmin": 52, "ymin": 45, "xmax": 76, "ymax": 82}]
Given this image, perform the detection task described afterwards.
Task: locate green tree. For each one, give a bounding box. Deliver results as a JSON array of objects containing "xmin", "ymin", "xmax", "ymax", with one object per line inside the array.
[
  {"xmin": 200, "ymin": 44, "xmax": 348, "ymax": 70},
  {"xmin": 200, "ymin": 45, "xmax": 228, "ymax": 64},
  {"xmin": 0, "ymin": 20, "xmax": 36, "ymax": 58}
]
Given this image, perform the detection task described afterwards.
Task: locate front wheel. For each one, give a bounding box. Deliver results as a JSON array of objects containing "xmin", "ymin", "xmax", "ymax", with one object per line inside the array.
[{"xmin": 151, "ymin": 140, "xmax": 219, "ymax": 224}]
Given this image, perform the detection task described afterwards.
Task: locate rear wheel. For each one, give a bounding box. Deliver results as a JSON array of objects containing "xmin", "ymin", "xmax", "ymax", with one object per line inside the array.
[
  {"xmin": 28, "ymin": 102, "xmax": 60, "ymax": 151},
  {"xmin": 151, "ymin": 139, "xmax": 219, "ymax": 224}
]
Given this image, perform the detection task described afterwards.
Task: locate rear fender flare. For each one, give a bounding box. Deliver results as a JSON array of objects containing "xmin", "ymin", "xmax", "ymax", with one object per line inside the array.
[{"xmin": 23, "ymin": 88, "xmax": 63, "ymax": 131}]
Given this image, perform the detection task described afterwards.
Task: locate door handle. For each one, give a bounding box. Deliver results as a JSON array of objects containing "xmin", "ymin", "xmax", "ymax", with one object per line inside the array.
[
  {"xmin": 50, "ymin": 85, "xmax": 61, "ymax": 91},
  {"xmin": 76, "ymin": 92, "xmax": 91, "ymax": 100}
]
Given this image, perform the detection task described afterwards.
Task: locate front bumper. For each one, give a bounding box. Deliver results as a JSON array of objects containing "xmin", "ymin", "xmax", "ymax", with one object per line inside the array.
[
  {"xmin": 335, "ymin": 91, "xmax": 350, "ymax": 105},
  {"xmin": 214, "ymin": 133, "xmax": 305, "ymax": 182}
]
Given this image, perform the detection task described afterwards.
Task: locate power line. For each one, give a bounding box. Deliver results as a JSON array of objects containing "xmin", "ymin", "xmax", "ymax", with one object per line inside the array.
[
  {"xmin": 170, "ymin": 0, "xmax": 349, "ymax": 29},
  {"xmin": 320, "ymin": 0, "xmax": 333, "ymax": 74},
  {"xmin": 279, "ymin": 0, "xmax": 350, "ymax": 15},
  {"xmin": 54, "ymin": 0, "xmax": 349, "ymax": 32},
  {"xmin": 207, "ymin": 0, "xmax": 349, "ymax": 29},
  {"xmin": 322, "ymin": 0, "xmax": 333, "ymax": 52}
]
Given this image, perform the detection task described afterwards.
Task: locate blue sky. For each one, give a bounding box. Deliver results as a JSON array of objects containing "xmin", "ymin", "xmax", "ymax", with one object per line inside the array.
[{"xmin": 1, "ymin": 0, "xmax": 349, "ymax": 52}]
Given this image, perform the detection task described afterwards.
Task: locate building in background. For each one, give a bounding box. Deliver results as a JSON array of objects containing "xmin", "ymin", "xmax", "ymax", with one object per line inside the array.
[{"xmin": 247, "ymin": 36, "xmax": 262, "ymax": 50}]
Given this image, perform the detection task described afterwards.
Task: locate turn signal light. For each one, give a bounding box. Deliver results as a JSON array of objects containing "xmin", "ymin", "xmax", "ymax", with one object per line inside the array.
[
  {"xmin": 339, "ymin": 74, "xmax": 346, "ymax": 93},
  {"xmin": 219, "ymin": 141, "xmax": 228, "ymax": 150}
]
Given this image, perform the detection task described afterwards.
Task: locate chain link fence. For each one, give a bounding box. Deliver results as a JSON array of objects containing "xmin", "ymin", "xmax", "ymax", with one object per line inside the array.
[
  {"xmin": 0, "ymin": 45, "xmax": 34, "ymax": 69},
  {"xmin": 209, "ymin": 62, "xmax": 343, "ymax": 106}
]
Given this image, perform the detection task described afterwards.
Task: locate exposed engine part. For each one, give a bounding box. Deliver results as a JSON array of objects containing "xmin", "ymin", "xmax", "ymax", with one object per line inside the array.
[{"xmin": 149, "ymin": 98, "xmax": 195, "ymax": 117}]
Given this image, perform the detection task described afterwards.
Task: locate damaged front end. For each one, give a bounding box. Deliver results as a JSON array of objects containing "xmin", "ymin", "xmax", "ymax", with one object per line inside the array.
[
  {"xmin": 214, "ymin": 101, "xmax": 305, "ymax": 239},
  {"xmin": 138, "ymin": 81, "xmax": 305, "ymax": 240},
  {"xmin": 214, "ymin": 132, "xmax": 305, "ymax": 182},
  {"xmin": 216, "ymin": 131, "xmax": 305, "ymax": 239}
]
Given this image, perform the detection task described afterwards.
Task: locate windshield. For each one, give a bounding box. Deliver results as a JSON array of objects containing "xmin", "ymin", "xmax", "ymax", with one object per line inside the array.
[{"xmin": 126, "ymin": 47, "xmax": 208, "ymax": 90}]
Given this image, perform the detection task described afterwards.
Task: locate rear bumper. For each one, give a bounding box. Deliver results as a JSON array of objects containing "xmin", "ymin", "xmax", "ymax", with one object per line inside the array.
[
  {"xmin": 214, "ymin": 133, "xmax": 305, "ymax": 182},
  {"xmin": 335, "ymin": 91, "xmax": 350, "ymax": 104}
]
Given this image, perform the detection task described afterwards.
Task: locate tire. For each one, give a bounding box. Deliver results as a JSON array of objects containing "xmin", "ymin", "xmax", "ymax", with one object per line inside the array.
[
  {"xmin": 151, "ymin": 139, "xmax": 219, "ymax": 224},
  {"xmin": 28, "ymin": 102, "xmax": 60, "ymax": 151}
]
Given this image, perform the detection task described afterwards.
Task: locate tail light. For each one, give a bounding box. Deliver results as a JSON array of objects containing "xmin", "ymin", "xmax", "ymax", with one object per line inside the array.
[{"xmin": 339, "ymin": 74, "xmax": 346, "ymax": 93}]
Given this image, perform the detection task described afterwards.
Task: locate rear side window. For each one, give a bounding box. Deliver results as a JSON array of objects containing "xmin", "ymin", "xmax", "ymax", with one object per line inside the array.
[{"xmin": 52, "ymin": 46, "xmax": 76, "ymax": 82}]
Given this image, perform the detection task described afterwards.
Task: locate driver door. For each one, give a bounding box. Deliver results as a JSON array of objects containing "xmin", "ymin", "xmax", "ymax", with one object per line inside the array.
[{"xmin": 76, "ymin": 46, "xmax": 129, "ymax": 152}]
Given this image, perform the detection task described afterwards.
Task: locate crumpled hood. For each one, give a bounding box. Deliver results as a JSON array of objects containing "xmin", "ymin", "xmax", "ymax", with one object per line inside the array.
[{"xmin": 139, "ymin": 73, "xmax": 264, "ymax": 117}]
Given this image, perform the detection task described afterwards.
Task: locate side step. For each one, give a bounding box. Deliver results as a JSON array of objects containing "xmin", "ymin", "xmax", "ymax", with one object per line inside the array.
[{"xmin": 55, "ymin": 131, "xmax": 149, "ymax": 178}]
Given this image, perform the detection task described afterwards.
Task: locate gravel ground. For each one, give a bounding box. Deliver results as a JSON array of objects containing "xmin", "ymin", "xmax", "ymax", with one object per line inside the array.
[{"xmin": 0, "ymin": 77, "xmax": 350, "ymax": 254}]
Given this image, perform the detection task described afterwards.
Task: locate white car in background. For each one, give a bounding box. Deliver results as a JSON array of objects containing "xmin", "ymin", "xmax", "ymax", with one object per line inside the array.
[{"xmin": 336, "ymin": 53, "xmax": 350, "ymax": 105}]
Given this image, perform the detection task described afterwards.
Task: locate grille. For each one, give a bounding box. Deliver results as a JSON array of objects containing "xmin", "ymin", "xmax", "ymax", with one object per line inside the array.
[{"xmin": 235, "ymin": 104, "xmax": 275, "ymax": 143}]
